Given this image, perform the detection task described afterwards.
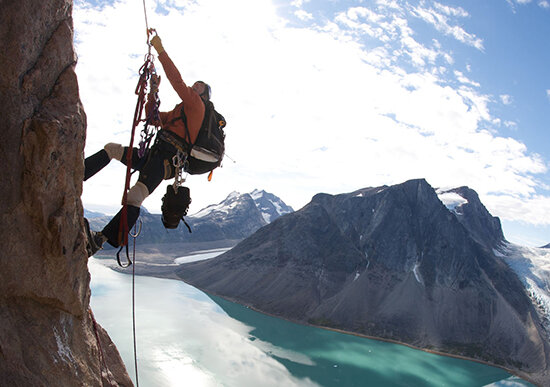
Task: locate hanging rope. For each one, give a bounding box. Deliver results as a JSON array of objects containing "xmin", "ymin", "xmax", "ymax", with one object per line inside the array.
[
  {"xmin": 142, "ymin": 0, "xmax": 150, "ymax": 46},
  {"xmin": 114, "ymin": 0, "xmax": 160, "ymax": 384},
  {"xmin": 131, "ymin": 225, "xmax": 140, "ymax": 387}
]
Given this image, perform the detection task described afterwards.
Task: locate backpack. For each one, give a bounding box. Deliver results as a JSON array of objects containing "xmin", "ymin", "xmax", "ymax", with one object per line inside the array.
[{"xmin": 181, "ymin": 100, "xmax": 226, "ymax": 175}]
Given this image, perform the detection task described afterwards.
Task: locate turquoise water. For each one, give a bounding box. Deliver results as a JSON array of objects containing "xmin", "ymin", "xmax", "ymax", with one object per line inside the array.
[
  {"xmin": 211, "ymin": 295, "xmax": 532, "ymax": 387},
  {"xmin": 88, "ymin": 259, "xmax": 533, "ymax": 387}
]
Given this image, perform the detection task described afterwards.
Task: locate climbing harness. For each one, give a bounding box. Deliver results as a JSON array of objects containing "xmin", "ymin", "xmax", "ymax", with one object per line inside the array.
[{"xmin": 172, "ymin": 150, "xmax": 188, "ymax": 189}]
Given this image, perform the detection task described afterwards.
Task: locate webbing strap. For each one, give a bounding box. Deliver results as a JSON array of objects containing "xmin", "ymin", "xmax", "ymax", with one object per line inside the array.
[{"xmin": 118, "ymin": 57, "xmax": 155, "ymax": 247}]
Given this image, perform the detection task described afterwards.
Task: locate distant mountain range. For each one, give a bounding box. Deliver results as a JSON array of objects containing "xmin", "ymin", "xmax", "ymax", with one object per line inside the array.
[
  {"xmin": 86, "ymin": 189, "xmax": 293, "ymax": 246},
  {"xmin": 177, "ymin": 179, "xmax": 550, "ymax": 385}
]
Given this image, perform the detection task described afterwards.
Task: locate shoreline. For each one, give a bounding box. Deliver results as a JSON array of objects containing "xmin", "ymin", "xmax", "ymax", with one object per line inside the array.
[
  {"xmin": 182, "ymin": 280, "xmax": 541, "ymax": 387},
  {"xmin": 95, "ymin": 257, "xmax": 542, "ymax": 387}
]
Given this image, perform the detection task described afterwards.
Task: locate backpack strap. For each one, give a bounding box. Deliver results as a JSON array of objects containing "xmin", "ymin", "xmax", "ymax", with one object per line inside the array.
[{"xmin": 179, "ymin": 104, "xmax": 194, "ymax": 153}]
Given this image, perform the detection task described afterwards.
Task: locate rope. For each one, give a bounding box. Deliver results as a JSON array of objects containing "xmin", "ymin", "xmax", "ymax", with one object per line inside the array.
[
  {"xmin": 118, "ymin": 0, "xmax": 155, "ymax": 382},
  {"xmin": 131, "ymin": 233, "xmax": 140, "ymax": 387},
  {"xmin": 142, "ymin": 0, "xmax": 150, "ymax": 46},
  {"xmin": 118, "ymin": 57, "xmax": 155, "ymax": 248}
]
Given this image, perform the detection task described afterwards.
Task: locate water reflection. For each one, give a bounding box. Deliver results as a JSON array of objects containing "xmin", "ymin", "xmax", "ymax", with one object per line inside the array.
[{"xmin": 89, "ymin": 259, "xmax": 318, "ymax": 387}]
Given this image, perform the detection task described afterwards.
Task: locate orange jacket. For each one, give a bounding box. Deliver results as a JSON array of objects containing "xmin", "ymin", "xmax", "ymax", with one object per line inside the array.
[{"xmin": 154, "ymin": 51, "xmax": 205, "ymax": 144}]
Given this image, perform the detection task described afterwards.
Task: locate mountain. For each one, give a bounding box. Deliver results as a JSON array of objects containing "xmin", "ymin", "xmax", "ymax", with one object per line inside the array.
[
  {"xmin": 177, "ymin": 179, "xmax": 550, "ymax": 385},
  {"xmin": 83, "ymin": 208, "xmax": 107, "ymax": 219},
  {"xmin": 249, "ymin": 189, "xmax": 294, "ymax": 223},
  {"xmin": 87, "ymin": 189, "xmax": 293, "ymax": 246}
]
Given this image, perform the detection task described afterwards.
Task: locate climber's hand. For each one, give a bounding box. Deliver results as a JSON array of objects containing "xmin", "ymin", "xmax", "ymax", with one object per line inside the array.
[{"xmin": 150, "ymin": 35, "xmax": 164, "ymax": 54}]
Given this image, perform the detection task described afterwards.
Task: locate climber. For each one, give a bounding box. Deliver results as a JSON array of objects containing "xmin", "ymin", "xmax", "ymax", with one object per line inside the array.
[{"xmin": 84, "ymin": 33, "xmax": 210, "ymax": 256}]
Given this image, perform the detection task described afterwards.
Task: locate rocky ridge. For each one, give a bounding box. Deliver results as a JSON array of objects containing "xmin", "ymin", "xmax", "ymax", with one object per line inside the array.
[
  {"xmin": 87, "ymin": 189, "xmax": 293, "ymax": 246},
  {"xmin": 178, "ymin": 179, "xmax": 550, "ymax": 385},
  {"xmin": 0, "ymin": 1, "xmax": 131, "ymax": 385}
]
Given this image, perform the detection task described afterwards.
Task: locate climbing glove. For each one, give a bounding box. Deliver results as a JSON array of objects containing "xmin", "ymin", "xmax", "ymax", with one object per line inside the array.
[{"xmin": 150, "ymin": 35, "xmax": 165, "ymax": 54}]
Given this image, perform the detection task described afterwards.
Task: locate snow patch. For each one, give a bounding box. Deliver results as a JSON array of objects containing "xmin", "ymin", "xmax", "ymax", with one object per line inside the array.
[
  {"xmin": 227, "ymin": 191, "xmax": 241, "ymax": 200},
  {"xmin": 175, "ymin": 248, "xmax": 231, "ymax": 264},
  {"xmin": 436, "ymin": 190, "xmax": 468, "ymax": 212},
  {"xmin": 192, "ymin": 203, "xmax": 226, "ymax": 218},
  {"xmin": 413, "ymin": 262, "xmax": 424, "ymax": 284},
  {"xmin": 272, "ymin": 201, "xmax": 284, "ymax": 216},
  {"xmin": 261, "ymin": 212, "xmax": 271, "ymax": 223},
  {"xmin": 250, "ymin": 189, "xmax": 263, "ymax": 200}
]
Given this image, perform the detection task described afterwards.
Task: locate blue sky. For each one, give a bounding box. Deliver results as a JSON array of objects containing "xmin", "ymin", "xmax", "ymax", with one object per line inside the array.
[{"xmin": 74, "ymin": 0, "xmax": 550, "ymax": 246}]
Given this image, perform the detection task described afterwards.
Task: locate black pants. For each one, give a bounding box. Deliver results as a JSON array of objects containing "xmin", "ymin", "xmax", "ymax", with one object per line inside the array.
[{"xmin": 85, "ymin": 137, "xmax": 178, "ymax": 247}]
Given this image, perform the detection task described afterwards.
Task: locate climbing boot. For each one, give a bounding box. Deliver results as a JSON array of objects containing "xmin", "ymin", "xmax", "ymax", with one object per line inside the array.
[{"xmin": 84, "ymin": 218, "xmax": 106, "ymax": 257}]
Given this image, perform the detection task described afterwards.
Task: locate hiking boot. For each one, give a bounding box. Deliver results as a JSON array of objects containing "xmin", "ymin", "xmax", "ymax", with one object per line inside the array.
[{"xmin": 84, "ymin": 218, "xmax": 106, "ymax": 257}]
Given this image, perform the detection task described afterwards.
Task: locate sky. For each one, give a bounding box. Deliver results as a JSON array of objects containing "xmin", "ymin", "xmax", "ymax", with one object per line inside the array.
[{"xmin": 74, "ymin": 0, "xmax": 550, "ymax": 247}]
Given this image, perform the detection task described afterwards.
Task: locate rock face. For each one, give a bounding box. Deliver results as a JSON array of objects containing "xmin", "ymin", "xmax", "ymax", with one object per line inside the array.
[
  {"xmin": 179, "ymin": 179, "xmax": 550, "ymax": 385},
  {"xmin": 0, "ymin": 1, "xmax": 131, "ymax": 386},
  {"xmin": 437, "ymin": 186, "xmax": 504, "ymax": 250}
]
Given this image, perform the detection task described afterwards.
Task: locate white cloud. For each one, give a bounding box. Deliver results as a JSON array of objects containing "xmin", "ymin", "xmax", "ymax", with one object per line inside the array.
[
  {"xmin": 547, "ymin": 89, "xmax": 550, "ymax": 100},
  {"xmin": 433, "ymin": 2, "xmax": 469, "ymax": 18},
  {"xmin": 294, "ymin": 10, "xmax": 313, "ymax": 21},
  {"xmin": 74, "ymin": 0, "xmax": 549, "ymax": 228},
  {"xmin": 411, "ymin": 4, "xmax": 484, "ymax": 50},
  {"xmin": 504, "ymin": 120, "xmax": 518, "ymax": 130},
  {"xmin": 454, "ymin": 70, "xmax": 480, "ymax": 87},
  {"xmin": 500, "ymin": 94, "xmax": 513, "ymax": 105},
  {"xmin": 291, "ymin": 0, "xmax": 309, "ymax": 7},
  {"xmin": 508, "ymin": 0, "xmax": 550, "ymax": 9}
]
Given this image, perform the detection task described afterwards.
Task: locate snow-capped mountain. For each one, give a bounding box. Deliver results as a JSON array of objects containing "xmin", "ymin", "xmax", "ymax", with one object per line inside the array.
[
  {"xmin": 192, "ymin": 189, "xmax": 293, "ymax": 223},
  {"xmin": 87, "ymin": 190, "xmax": 293, "ymax": 245}
]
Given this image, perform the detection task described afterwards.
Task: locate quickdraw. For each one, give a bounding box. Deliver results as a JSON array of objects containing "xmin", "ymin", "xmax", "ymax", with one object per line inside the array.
[
  {"xmin": 172, "ymin": 150, "xmax": 188, "ymax": 191},
  {"xmin": 117, "ymin": 29, "xmax": 162, "ymax": 254}
]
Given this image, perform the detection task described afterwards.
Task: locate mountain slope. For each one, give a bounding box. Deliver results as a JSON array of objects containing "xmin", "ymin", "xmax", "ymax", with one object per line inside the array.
[{"xmin": 178, "ymin": 179, "xmax": 549, "ymax": 385}]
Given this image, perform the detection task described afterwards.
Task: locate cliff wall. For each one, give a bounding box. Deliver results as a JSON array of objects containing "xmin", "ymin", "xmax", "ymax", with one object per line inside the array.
[{"xmin": 0, "ymin": 1, "xmax": 131, "ymax": 385}]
